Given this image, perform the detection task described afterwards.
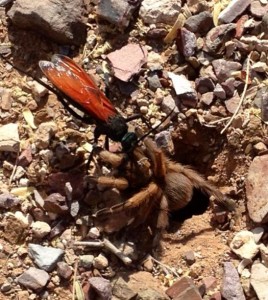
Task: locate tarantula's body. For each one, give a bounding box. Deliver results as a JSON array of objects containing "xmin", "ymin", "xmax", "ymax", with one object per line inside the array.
[{"xmin": 91, "ymin": 129, "xmax": 234, "ymax": 233}]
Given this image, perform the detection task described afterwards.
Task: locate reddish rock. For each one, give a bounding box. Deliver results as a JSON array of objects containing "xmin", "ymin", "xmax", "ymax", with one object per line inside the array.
[
  {"xmin": 17, "ymin": 267, "xmax": 49, "ymax": 291},
  {"xmin": 47, "ymin": 172, "xmax": 85, "ymax": 199},
  {"xmin": 18, "ymin": 145, "xmax": 33, "ymax": 167},
  {"xmin": 88, "ymin": 277, "xmax": 112, "ymax": 300},
  {"xmin": 107, "ymin": 44, "xmax": 147, "ymax": 82},
  {"xmin": 205, "ymin": 24, "xmax": 236, "ymax": 54},
  {"xmin": 218, "ymin": 0, "xmax": 250, "ymax": 23},
  {"xmin": 177, "ymin": 28, "xmax": 196, "ymax": 57},
  {"xmin": 166, "ymin": 276, "xmax": 202, "ymax": 300},
  {"xmin": 44, "ymin": 193, "xmax": 69, "ymax": 215},
  {"xmin": 200, "ymin": 92, "xmax": 214, "ymax": 106},
  {"xmin": 183, "ymin": 251, "xmax": 196, "ymax": 265},
  {"xmin": 224, "ymin": 94, "xmax": 241, "ymax": 114},
  {"xmin": 221, "ymin": 262, "xmax": 246, "ymax": 300},
  {"xmin": 250, "ymin": 0, "xmax": 268, "ymax": 18},
  {"xmin": 0, "ymin": 88, "xmax": 12, "ymax": 110},
  {"xmin": 235, "ymin": 15, "xmax": 249, "ymax": 39},
  {"xmin": 246, "ymin": 155, "xmax": 268, "ymax": 223},
  {"xmin": 210, "ymin": 291, "xmax": 222, "ymax": 300},
  {"xmin": 202, "ymin": 276, "xmax": 217, "ymax": 292},
  {"xmin": 212, "ymin": 59, "xmax": 242, "ymax": 83},
  {"xmin": 57, "ymin": 261, "xmax": 73, "ymax": 280}
]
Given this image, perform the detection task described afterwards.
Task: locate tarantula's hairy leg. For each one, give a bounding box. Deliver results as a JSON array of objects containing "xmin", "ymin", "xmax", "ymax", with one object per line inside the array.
[
  {"xmin": 94, "ymin": 182, "xmax": 162, "ymax": 232},
  {"xmin": 136, "ymin": 128, "xmax": 166, "ymax": 178},
  {"xmin": 131, "ymin": 146, "xmax": 151, "ymax": 172},
  {"xmin": 97, "ymin": 148, "xmax": 126, "ymax": 168},
  {"xmin": 157, "ymin": 195, "xmax": 169, "ymax": 229},
  {"xmin": 87, "ymin": 176, "xmax": 129, "ymax": 190},
  {"xmin": 118, "ymin": 182, "xmax": 160, "ymax": 209},
  {"xmin": 153, "ymin": 195, "xmax": 169, "ymax": 247},
  {"xmin": 148, "ymin": 145, "xmax": 166, "ymax": 179},
  {"xmin": 135, "ymin": 127, "xmax": 235, "ymax": 212},
  {"xmin": 97, "ymin": 146, "xmax": 151, "ymax": 180}
]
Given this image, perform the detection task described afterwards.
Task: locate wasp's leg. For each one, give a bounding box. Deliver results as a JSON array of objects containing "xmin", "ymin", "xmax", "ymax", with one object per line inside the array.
[{"xmin": 125, "ymin": 113, "xmax": 152, "ymax": 130}]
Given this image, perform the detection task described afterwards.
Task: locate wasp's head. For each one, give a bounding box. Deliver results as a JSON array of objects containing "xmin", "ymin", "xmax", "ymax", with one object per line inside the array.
[{"xmin": 121, "ymin": 132, "xmax": 138, "ymax": 152}]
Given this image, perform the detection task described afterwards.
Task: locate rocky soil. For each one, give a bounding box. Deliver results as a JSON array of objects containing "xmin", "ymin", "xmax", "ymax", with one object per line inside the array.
[{"xmin": 0, "ymin": 0, "xmax": 268, "ymax": 299}]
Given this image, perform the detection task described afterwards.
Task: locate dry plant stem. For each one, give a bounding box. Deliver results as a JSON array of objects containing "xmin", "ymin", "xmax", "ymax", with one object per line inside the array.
[
  {"xmin": 74, "ymin": 241, "xmax": 104, "ymax": 248},
  {"xmin": 150, "ymin": 256, "xmax": 180, "ymax": 278},
  {"xmin": 164, "ymin": 5, "xmax": 191, "ymax": 43},
  {"xmin": 74, "ymin": 239, "xmax": 132, "ymax": 265},
  {"xmin": 103, "ymin": 238, "xmax": 132, "ymax": 265},
  {"xmin": 9, "ymin": 153, "xmax": 19, "ymax": 185},
  {"xmin": 208, "ymin": 116, "xmax": 231, "ymax": 125},
  {"xmin": 72, "ymin": 259, "xmax": 79, "ymax": 300},
  {"xmin": 221, "ymin": 52, "xmax": 252, "ymax": 134}
]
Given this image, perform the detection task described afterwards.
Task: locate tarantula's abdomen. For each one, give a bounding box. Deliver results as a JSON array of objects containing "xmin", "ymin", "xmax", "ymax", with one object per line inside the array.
[{"xmin": 164, "ymin": 171, "xmax": 194, "ymax": 211}]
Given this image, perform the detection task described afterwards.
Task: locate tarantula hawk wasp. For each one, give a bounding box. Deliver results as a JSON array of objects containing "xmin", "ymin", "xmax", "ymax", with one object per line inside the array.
[
  {"xmin": 38, "ymin": 54, "xmax": 141, "ymax": 152},
  {"xmin": 92, "ymin": 128, "xmax": 236, "ymax": 233},
  {"xmin": 1, "ymin": 53, "xmax": 166, "ymax": 164}
]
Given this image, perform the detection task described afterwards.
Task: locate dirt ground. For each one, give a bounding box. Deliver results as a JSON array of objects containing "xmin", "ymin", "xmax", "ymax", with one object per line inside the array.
[{"xmin": 0, "ymin": 3, "xmax": 266, "ymax": 300}]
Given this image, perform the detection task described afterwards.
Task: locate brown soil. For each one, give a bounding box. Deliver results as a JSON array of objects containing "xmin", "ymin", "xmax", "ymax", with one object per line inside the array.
[{"xmin": 0, "ymin": 5, "xmax": 265, "ymax": 300}]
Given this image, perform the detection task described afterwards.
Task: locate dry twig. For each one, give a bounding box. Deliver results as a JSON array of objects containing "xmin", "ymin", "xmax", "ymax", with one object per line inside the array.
[
  {"xmin": 164, "ymin": 5, "xmax": 191, "ymax": 43},
  {"xmin": 221, "ymin": 52, "xmax": 252, "ymax": 134},
  {"xmin": 150, "ymin": 256, "xmax": 180, "ymax": 277},
  {"xmin": 74, "ymin": 238, "xmax": 132, "ymax": 265},
  {"xmin": 72, "ymin": 259, "xmax": 79, "ymax": 300},
  {"xmin": 9, "ymin": 153, "xmax": 19, "ymax": 185}
]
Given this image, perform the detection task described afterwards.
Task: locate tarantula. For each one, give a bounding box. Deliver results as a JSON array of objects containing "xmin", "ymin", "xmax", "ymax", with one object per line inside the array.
[{"xmin": 89, "ymin": 128, "xmax": 235, "ymax": 233}]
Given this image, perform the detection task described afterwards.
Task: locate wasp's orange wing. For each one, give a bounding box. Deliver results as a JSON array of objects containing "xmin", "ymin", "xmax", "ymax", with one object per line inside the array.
[{"xmin": 39, "ymin": 54, "xmax": 117, "ymax": 122}]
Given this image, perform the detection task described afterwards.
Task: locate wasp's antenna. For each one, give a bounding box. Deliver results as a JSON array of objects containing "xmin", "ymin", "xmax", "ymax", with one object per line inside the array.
[{"xmin": 135, "ymin": 106, "xmax": 176, "ymax": 144}]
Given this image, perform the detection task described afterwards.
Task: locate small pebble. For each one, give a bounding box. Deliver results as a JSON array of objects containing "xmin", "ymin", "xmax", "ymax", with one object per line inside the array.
[
  {"xmin": 31, "ymin": 221, "xmax": 51, "ymax": 239},
  {"xmin": 143, "ymin": 256, "xmax": 154, "ymax": 272},
  {"xmin": 253, "ymin": 142, "xmax": 267, "ymax": 154},
  {"xmin": 57, "ymin": 261, "xmax": 73, "ymax": 280},
  {"xmin": 140, "ymin": 106, "xmax": 148, "ymax": 114},
  {"xmin": 88, "ymin": 227, "xmax": 100, "ymax": 239},
  {"xmin": 1, "ymin": 282, "xmax": 12, "ymax": 293},
  {"xmin": 183, "ymin": 250, "xmax": 196, "ymax": 265},
  {"xmin": 93, "ymin": 253, "xmax": 109, "ymax": 270},
  {"xmin": 79, "ymin": 255, "xmax": 94, "ymax": 269}
]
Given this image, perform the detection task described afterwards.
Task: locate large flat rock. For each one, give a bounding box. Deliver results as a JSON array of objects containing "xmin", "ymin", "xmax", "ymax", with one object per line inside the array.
[{"xmin": 246, "ymin": 155, "xmax": 268, "ymax": 223}]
